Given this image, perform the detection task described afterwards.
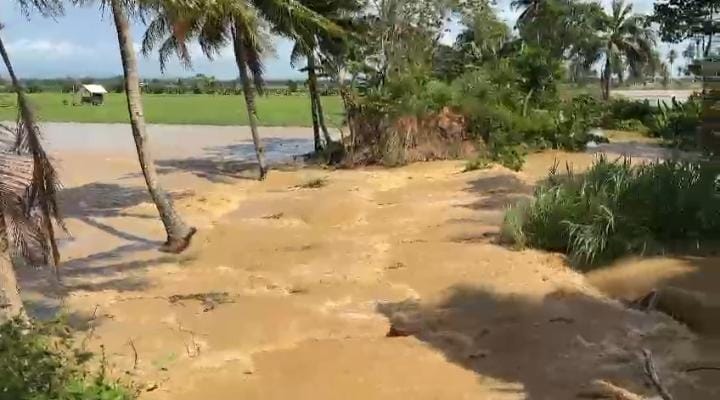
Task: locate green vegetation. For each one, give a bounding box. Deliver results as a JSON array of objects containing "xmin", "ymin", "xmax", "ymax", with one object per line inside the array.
[
  {"xmin": 502, "ymin": 157, "xmax": 720, "ymax": 267},
  {"xmin": 647, "ymin": 96, "xmax": 702, "ymax": 149},
  {"xmin": 0, "ymin": 318, "xmax": 136, "ymax": 400},
  {"xmin": 463, "ymin": 157, "xmax": 492, "ymax": 172},
  {"xmin": 0, "ymin": 93, "xmax": 344, "ymax": 126},
  {"xmin": 298, "ymin": 176, "xmax": 328, "ymax": 189}
]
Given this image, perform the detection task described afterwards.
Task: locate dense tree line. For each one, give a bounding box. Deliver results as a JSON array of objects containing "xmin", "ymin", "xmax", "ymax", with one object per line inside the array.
[{"xmin": 0, "ymin": 76, "xmax": 332, "ymax": 95}]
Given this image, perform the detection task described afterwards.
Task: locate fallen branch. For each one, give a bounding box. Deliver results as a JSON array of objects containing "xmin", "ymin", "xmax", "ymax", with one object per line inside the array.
[{"xmin": 642, "ymin": 348, "xmax": 674, "ymax": 400}]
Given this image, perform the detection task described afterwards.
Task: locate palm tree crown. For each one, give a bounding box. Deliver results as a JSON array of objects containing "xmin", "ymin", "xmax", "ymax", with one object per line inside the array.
[{"xmin": 599, "ymin": 0, "xmax": 655, "ymax": 99}]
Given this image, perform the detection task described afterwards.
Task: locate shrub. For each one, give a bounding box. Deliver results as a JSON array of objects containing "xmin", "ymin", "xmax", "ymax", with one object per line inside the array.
[
  {"xmin": 299, "ymin": 177, "xmax": 328, "ymax": 189},
  {"xmin": 287, "ymin": 80, "xmax": 299, "ymax": 93},
  {"xmin": 500, "ymin": 201, "xmax": 530, "ymax": 248},
  {"xmin": 647, "ymin": 97, "xmax": 701, "ymax": 149},
  {"xmin": 490, "ymin": 142, "xmax": 526, "ymax": 171},
  {"xmin": 463, "ymin": 156, "xmax": 491, "ymax": 172},
  {"xmin": 0, "ymin": 318, "xmax": 136, "ymax": 400},
  {"xmin": 609, "ymin": 118, "xmax": 649, "ymax": 133},
  {"xmin": 548, "ymin": 95, "xmax": 598, "ymax": 151},
  {"xmin": 502, "ymin": 156, "xmax": 720, "ymax": 267},
  {"xmin": 603, "ymin": 98, "xmax": 653, "ymax": 125}
]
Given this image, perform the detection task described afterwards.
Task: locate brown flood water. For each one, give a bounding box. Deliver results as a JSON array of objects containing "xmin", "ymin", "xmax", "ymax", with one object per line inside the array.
[{"xmin": 19, "ymin": 124, "xmax": 720, "ymax": 399}]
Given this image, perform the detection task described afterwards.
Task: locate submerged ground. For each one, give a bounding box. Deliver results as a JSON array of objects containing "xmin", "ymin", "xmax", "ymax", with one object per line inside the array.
[{"xmin": 19, "ymin": 122, "xmax": 720, "ymax": 399}]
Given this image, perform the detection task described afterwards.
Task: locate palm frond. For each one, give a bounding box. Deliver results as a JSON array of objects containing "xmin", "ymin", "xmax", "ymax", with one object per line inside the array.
[
  {"xmin": 290, "ymin": 41, "xmax": 306, "ymax": 68},
  {"xmin": 251, "ymin": 0, "xmax": 343, "ymax": 41},
  {"xmin": 141, "ymin": 15, "xmax": 169, "ymax": 57},
  {"xmin": 10, "ymin": 91, "xmax": 64, "ymax": 267},
  {"xmin": 17, "ymin": 0, "xmax": 63, "ymax": 17}
]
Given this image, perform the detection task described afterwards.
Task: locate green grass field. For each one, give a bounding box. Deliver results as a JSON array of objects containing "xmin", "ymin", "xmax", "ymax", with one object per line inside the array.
[{"xmin": 0, "ymin": 93, "xmax": 344, "ymax": 126}]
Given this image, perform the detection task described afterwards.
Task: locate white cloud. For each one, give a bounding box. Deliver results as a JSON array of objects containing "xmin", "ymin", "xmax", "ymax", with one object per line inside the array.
[{"xmin": 6, "ymin": 39, "xmax": 92, "ymax": 59}]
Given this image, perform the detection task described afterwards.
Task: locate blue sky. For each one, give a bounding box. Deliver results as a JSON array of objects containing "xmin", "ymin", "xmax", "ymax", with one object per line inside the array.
[{"xmin": 0, "ymin": 0, "xmax": 671, "ymax": 79}]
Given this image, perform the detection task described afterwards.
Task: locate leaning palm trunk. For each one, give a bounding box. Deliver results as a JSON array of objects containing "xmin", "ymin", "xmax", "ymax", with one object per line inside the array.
[
  {"xmin": 232, "ymin": 20, "xmax": 268, "ymax": 180},
  {"xmin": 0, "ymin": 249, "xmax": 23, "ymax": 323},
  {"xmin": 307, "ymin": 54, "xmax": 332, "ymax": 146},
  {"xmin": 110, "ymin": 0, "xmax": 196, "ymax": 253},
  {"xmin": 308, "ymin": 68, "xmax": 322, "ymax": 151},
  {"xmin": 0, "ymin": 32, "xmax": 62, "ymax": 277},
  {"xmin": 602, "ymin": 56, "xmax": 611, "ymax": 101}
]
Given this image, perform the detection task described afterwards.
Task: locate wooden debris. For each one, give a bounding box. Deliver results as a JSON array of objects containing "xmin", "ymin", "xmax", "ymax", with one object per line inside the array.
[{"xmin": 642, "ymin": 348, "xmax": 674, "ymax": 400}]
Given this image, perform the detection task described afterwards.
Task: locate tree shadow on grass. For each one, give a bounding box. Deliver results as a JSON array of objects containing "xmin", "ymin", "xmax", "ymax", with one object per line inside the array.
[{"xmin": 377, "ymin": 284, "xmax": 707, "ymax": 399}]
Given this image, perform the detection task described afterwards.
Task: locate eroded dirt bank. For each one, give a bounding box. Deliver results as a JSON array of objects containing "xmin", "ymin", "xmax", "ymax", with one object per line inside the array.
[{"xmin": 20, "ymin": 126, "xmax": 720, "ymax": 399}]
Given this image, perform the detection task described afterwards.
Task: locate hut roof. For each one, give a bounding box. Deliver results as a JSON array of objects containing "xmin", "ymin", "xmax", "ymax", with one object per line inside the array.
[{"xmin": 81, "ymin": 84, "xmax": 108, "ymax": 94}]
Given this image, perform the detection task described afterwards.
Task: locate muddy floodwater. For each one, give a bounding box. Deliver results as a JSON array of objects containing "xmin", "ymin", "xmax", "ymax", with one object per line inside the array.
[{"xmin": 19, "ymin": 123, "xmax": 720, "ymax": 399}]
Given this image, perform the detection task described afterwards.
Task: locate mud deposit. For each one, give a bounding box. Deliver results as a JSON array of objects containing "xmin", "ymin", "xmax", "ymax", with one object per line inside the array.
[{"xmin": 20, "ymin": 125, "xmax": 720, "ymax": 399}]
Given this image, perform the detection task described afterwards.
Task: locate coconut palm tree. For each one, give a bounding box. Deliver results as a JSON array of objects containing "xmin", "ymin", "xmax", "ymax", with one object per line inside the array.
[
  {"xmin": 667, "ymin": 48, "xmax": 677, "ymax": 77},
  {"xmin": 598, "ymin": 0, "xmax": 656, "ymax": 100},
  {"xmin": 292, "ymin": 45, "xmax": 329, "ymax": 152},
  {"xmin": 289, "ymin": 0, "xmax": 361, "ymax": 152},
  {"xmin": 73, "ymin": 0, "xmax": 196, "ymax": 253},
  {"xmin": 142, "ymin": 0, "xmax": 340, "ymax": 177},
  {"xmin": 511, "ymin": 0, "xmax": 544, "ymax": 28},
  {"xmin": 0, "ymin": 0, "xmax": 64, "ymax": 319}
]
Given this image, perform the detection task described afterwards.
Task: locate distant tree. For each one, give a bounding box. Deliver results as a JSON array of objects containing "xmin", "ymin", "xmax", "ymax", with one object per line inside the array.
[
  {"xmin": 452, "ymin": 5, "xmax": 510, "ymax": 72},
  {"xmin": 661, "ymin": 62, "xmax": 670, "ymax": 88},
  {"xmin": 639, "ymin": 50, "xmax": 663, "ymax": 83},
  {"xmin": 287, "ymin": 80, "xmax": 298, "ymax": 93},
  {"xmin": 683, "ymin": 42, "xmax": 696, "ymax": 62},
  {"xmin": 26, "ymin": 84, "xmax": 43, "ymax": 93},
  {"xmin": 667, "ymin": 48, "xmax": 677, "ymax": 77},
  {"xmin": 598, "ymin": 1, "xmax": 656, "ymax": 100},
  {"xmin": 111, "ymin": 82, "xmax": 124, "ymax": 93},
  {"xmin": 652, "ymin": 0, "xmax": 720, "ymax": 57},
  {"xmin": 513, "ymin": 0, "xmax": 605, "ymax": 61}
]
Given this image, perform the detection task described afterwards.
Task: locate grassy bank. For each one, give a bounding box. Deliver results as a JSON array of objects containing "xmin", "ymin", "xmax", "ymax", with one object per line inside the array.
[
  {"xmin": 502, "ymin": 157, "xmax": 720, "ymax": 268},
  {"xmin": 0, "ymin": 93, "xmax": 344, "ymax": 126}
]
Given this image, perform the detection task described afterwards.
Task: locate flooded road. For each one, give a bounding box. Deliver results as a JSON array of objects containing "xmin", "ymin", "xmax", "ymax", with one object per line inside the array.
[{"xmin": 17, "ymin": 124, "xmax": 720, "ymax": 399}]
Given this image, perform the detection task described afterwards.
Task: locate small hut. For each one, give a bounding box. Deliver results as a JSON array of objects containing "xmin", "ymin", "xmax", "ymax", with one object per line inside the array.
[{"xmin": 77, "ymin": 84, "xmax": 108, "ymax": 105}]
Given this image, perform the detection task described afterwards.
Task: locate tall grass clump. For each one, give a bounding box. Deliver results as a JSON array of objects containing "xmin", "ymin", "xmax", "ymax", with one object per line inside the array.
[{"xmin": 501, "ymin": 156, "xmax": 720, "ymax": 268}]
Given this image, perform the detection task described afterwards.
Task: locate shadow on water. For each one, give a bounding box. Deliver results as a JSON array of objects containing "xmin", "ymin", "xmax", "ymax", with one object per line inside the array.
[
  {"xmin": 18, "ymin": 183, "xmax": 196, "ymax": 316},
  {"xmin": 61, "ymin": 182, "xmax": 189, "ymax": 220},
  {"xmin": 377, "ymin": 284, "xmax": 715, "ymax": 399},
  {"xmin": 156, "ymin": 137, "xmax": 313, "ymax": 182}
]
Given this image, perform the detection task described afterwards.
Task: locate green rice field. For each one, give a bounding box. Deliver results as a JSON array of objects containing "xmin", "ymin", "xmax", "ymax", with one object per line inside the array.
[{"xmin": 0, "ymin": 93, "xmax": 344, "ymax": 126}]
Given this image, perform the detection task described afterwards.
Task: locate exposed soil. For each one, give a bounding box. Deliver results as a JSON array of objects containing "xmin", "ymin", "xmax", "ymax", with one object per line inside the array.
[{"xmin": 19, "ymin": 124, "xmax": 720, "ymax": 399}]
